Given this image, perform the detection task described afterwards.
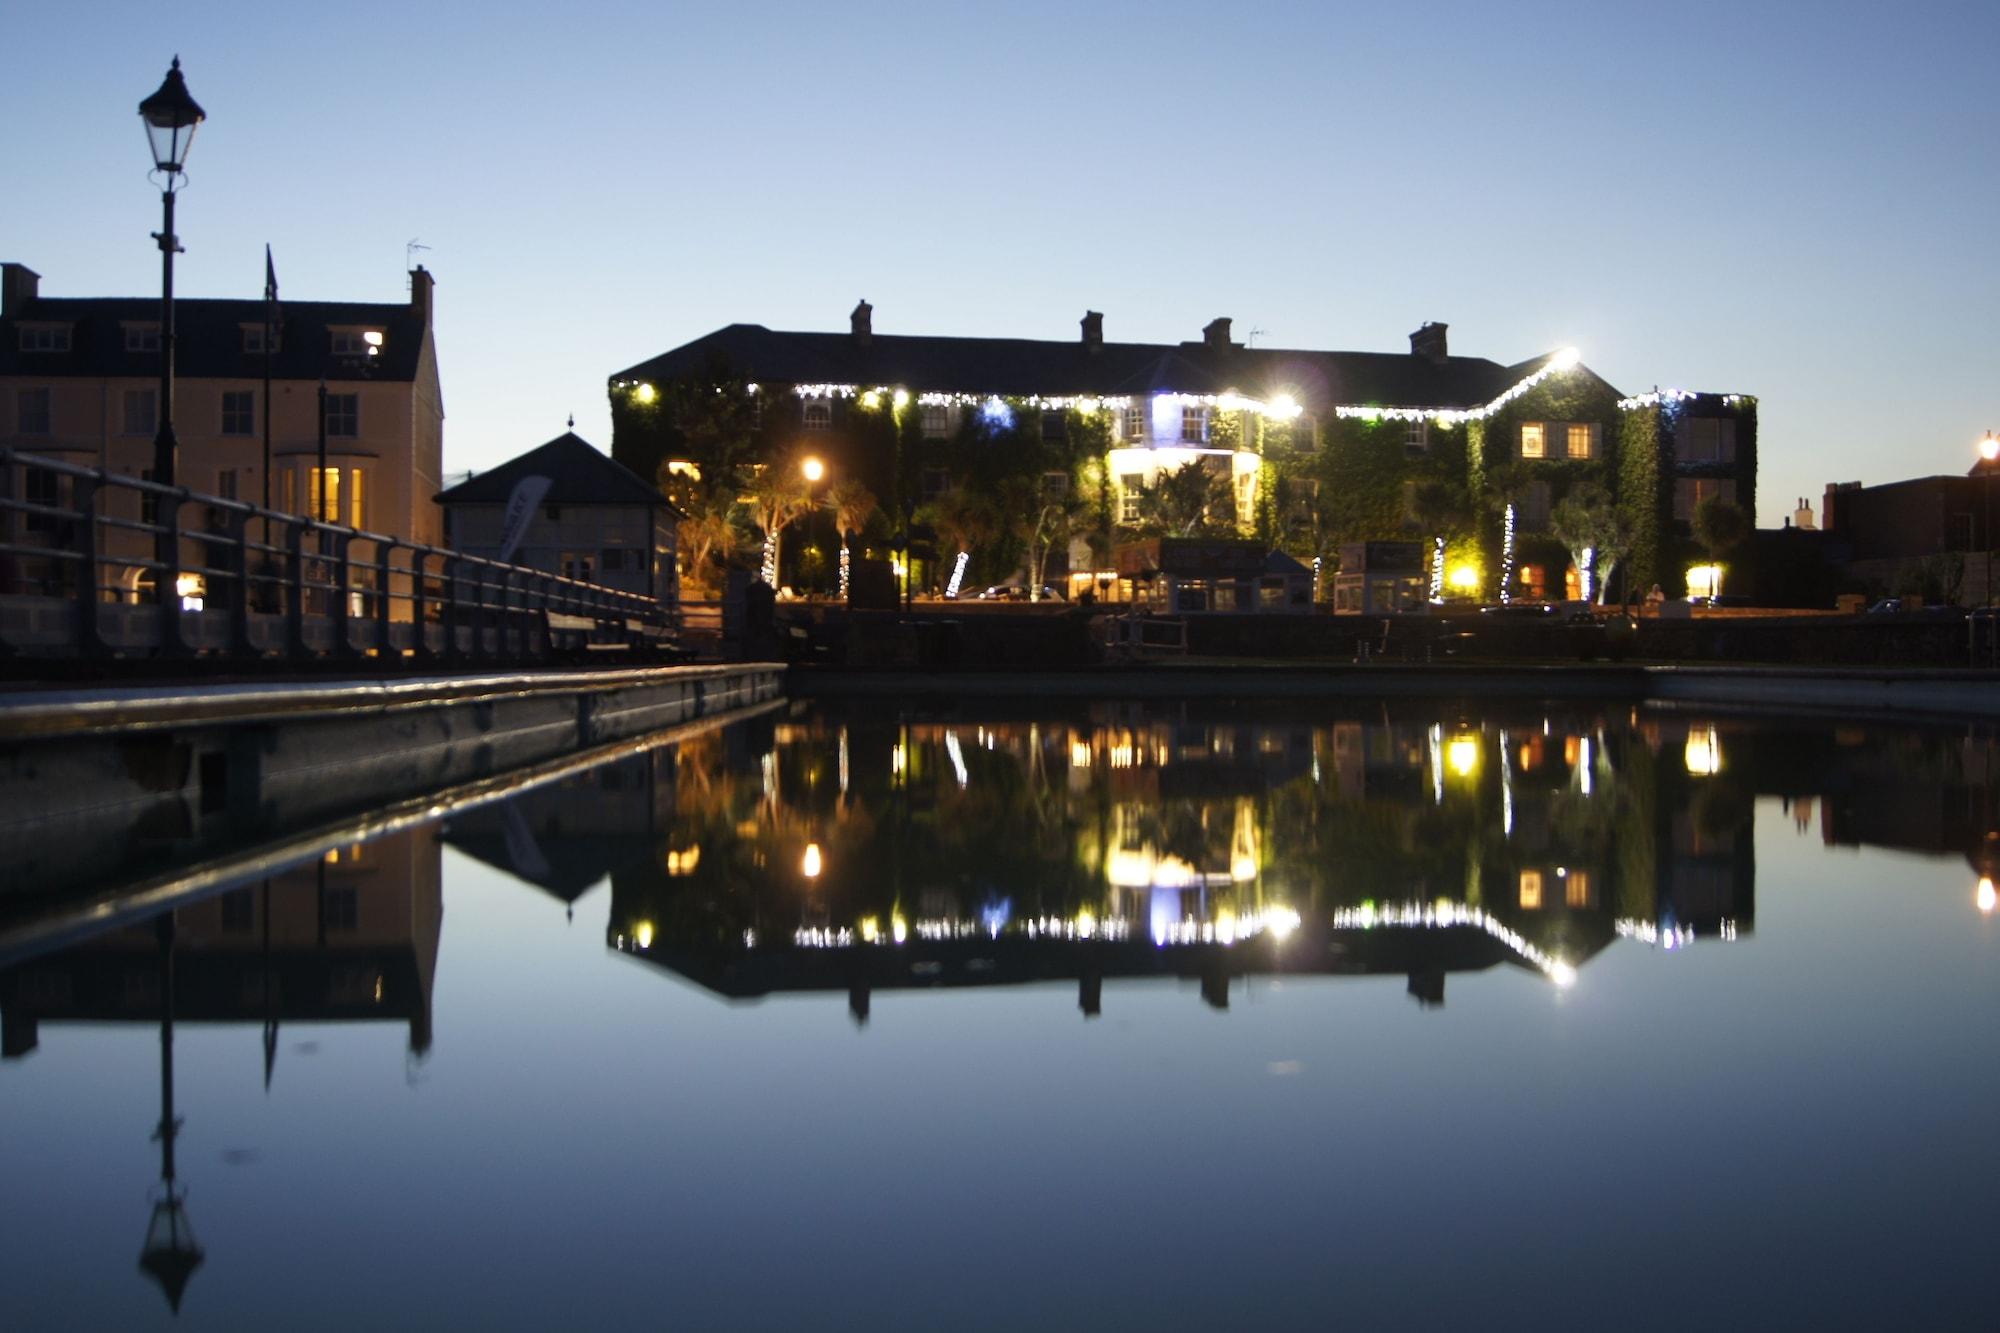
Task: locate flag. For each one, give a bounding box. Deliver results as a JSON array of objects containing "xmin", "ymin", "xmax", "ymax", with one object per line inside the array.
[
  {"xmin": 497, "ymin": 475, "xmax": 553, "ymax": 563},
  {"xmin": 263, "ymin": 244, "xmax": 281, "ymax": 332}
]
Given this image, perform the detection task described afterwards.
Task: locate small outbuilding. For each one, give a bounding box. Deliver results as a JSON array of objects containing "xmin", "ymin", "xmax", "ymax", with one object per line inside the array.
[{"xmin": 436, "ymin": 431, "xmax": 680, "ymax": 608}]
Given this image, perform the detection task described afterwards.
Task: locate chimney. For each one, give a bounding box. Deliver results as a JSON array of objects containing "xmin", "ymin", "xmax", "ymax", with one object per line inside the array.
[
  {"xmin": 2, "ymin": 263, "xmax": 41, "ymax": 318},
  {"xmin": 408, "ymin": 265, "xmax": 433, "ymax": 326},
  {"xmin": 1409, "ymin": 321, "xmax": 1449, "ymax": 365},
  {"xmin": 1081, "ymin": 310, "xmax": 1103, "ymax": 352},
  {"xmin": 1203, "ymin": 317, "xmax": 1232, "ymax": 350},
  {"xmin": 850, "ymin": 299, "xmax": 872, "ymax": 345}
]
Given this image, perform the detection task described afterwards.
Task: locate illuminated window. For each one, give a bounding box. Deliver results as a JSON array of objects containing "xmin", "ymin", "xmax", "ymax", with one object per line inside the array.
[
  {"xmin": 122, "ymin": 388, "xmax": 157, "ymax": 436},
  {"xmin": 329, "ymin": 328, "xmax": 383, "ymax": 356},
  {"xmin": 324, "ymin": 393, "xmax": 358, "ymax": 437},
  {"xmin": 1519, "ymin": 869, "xmax": 1544, "ymax": 910},
  {"xmin": 17, "ymin": 324, "xmax": 69, "ymax": 352},
  {"xmin": 1406, "ymin": 420, "xmax": 1429, "ymax": 455},
  {"xmin": 1565, "ymin": 869, "xmax": 1593, "ymax": 908},
  {"xmin": 124, "ymin": 323, "xmax": 161, "ymax": 352},
  {"xmin": 308, "ymin": 467, "xmax": 341, "ymax": 523},
  {"xmin": 17, "ymin": 387, "xmax": 50, "ymax": 435},
  {"xmin": 221, "ymin": 390, "xmax": 254, "ymax": 435},
  {"xmin": 348, "ymin": 467, "xmax": 366, "ymax": 528},
  {"xmin": 802, "ymin": 400, "xmax": 831, "ymax": 432},
  {"xmin": 1180, "ymin": 405, "xmax": 1206, "ymax": 443},
  {"xmin": 1520, "ymin": 422, "xmax": 1546, "ymax": 459},
  {"xmin": 1119, "ymin": 473, "xmax": 1145, "ymax": 523},
  {"xmin": 1123, "ymin": 406, "xmax": 1145, "ymax": 441},
  {"xmin": 921, "ymin": 403, "xmax": 949, "ymax": 439},
  {"xmin": 1566, "ymin": 423, "xmax": 1597, "ymax": 459}
]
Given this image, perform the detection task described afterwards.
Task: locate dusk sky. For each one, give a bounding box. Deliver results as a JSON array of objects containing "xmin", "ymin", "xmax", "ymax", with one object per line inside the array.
[{"xmin": 8, "ymin": 0, "xmax": 1996, "ymax": 526}]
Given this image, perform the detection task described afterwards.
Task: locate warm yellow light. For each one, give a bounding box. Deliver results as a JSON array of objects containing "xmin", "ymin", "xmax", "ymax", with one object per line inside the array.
[
  {"xmin": 859, "ymin": 915, "xmax": 881, "ymax": 943},
  {"xmin": 1550, "ymin": 347, "xmax": 1581, "ymax": 371},
  {"xmin": 802, "ymin": 842, "xmax": 822, "ymax": 878},
  {"xmin": 1978, "ymin": 878, "xmax": 1997, "ymax": 914},
  {"xmin": 860, "ymin": 389, "xmax": 881, "ymax": 410},
  {"xmin": 1685, "ymin": 726, "xmax": 1722, "ymax": 776},
  {"xmin": 801, "ymin": 456, "xmax": 826, "ymax": 483},
  {"xmin": 634, "ymin": 382, "xmax": 657, "ymax": 404},
  {"xmin": 1075, "ymin": 909, "xmax": 1097, "ymax": 937},
  {"xmin": 1550, "ymin": 960, "xmax": 1578, "ymax": 988},
  {"xmin": 891, "ymin": 914, "xmax": 908, "ymax": 944},
  {"xmin": 1686, "ymin": 564, "xmax": 1723, "ymax": 599},
  {"xmin": 1268, "ymin": 392, "xmax": 1302, "ymax": 420},
  {"xmin": 1981, "ymin": 433, "xmax": 2000, "ymax": 463},
  {"xmin": 1076, "ymin": 397, "xmax": 1100, "ymax": 415},
  {"xmin": 1447, "ymin": 564, "xmax": 1480, "ymax": 591},
  {"xmin": 892, "ymin": 389, "xmax": 910, "ymax": 409},
  {"xmin": 634, "ymin": 920, "xmax": 655, "ymax": 949},
  {"xmin": 362, "ymin": 330, "xmax": 384, "ymax": 347},
  {"xmin": 1447, "ymin": 735, "xmax": 1481, "ymax": 777},
  {"xmin": 1266, "ymin": 907, "xmax": 1301, "ymax": 940}
]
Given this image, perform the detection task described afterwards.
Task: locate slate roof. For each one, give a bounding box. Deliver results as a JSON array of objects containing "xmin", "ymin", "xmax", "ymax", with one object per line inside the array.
[
  {"xmin": 611, "ymin": 325, "xmax": 1584, "ymax": 411},
  {"xmin": 435, "ymin": 431, "xmax": 674, "ymax": 509},
  {"xmin": 0, "ymin": 294, "xmax": 428, "ymax": 382}
]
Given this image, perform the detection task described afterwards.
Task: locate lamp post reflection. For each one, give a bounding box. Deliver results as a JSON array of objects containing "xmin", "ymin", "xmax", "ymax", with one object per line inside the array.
[{"xmin": 138, "ymin": 915, "xmax": 203, "ymax": 1315}]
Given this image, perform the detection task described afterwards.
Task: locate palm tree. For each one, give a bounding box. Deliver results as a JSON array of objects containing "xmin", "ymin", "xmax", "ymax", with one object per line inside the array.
[
  {"xmin": 1138, "ymin": 460, "xmax": 1233, "ymax": 538},
  {"xmin": 825, "ymin": 478, "xmax": 879, "ymax": 599},
  {"xmin": 1550, "ymin": 481, "xmax": 1631, "ymax": 603},
  {"xmin": 1482, "ymin": 462, "xmax": 1533, "ymax": 605},
  {"xmin": 1408, "ymin": 479, "xmax": 1468, "ymax": 602},
  {"xmin": 1691, "ymin": 495, "xmax": 1752, "ymax": 599},
  {"xmin": 918, "ymin": 486, "xmax": 999, "ymax": 596},
  {"xmin": 745, "ymin": 463, "xmax": 812, "ymax": 587}
]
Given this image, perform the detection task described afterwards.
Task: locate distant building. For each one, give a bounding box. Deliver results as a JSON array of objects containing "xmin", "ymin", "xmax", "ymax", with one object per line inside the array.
[
  {"xmin": 0, "ymin": 262, "xmax": 444, "ymax": 599},
  {"xmin": 435, "ymin": 430, "xmax": 680, "ymax": 609},
  {"xmin": 1821, "ymin": 465, "xmax": 1994, "ymax": 603}
]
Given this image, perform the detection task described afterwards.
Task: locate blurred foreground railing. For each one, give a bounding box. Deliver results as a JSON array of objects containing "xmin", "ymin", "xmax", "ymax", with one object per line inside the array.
[{"xmin": 0, "ymin": 449, "xmax": 678, "ymax": 663}]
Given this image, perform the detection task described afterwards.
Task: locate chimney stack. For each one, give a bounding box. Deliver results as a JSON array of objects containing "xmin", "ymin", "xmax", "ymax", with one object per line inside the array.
[
  {"xmin": 2, "ymin": 263, "xmax": 41, "ymax": 318},
  {"xmin": 408, "ymin": 264, "xmax": 433, "ymax": 326},
  {"xmin": 850, "ymin": 299, "xmax": 872, "ymax": 345},
  {"xmin": 1081, "ymin": 310, "xmax": 1103, "ymax": 352},
  {"xmin": 1409, "ymin": 321, "xmax": 1449, "ymax": 365},
  {"xmin": 1203, "ymin": 317, "xmax": 1232, "ymax": 350}
]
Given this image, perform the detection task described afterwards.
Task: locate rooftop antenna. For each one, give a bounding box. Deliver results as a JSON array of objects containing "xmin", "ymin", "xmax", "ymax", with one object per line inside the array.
[
  {"xmin": 405, "ymin": 238, "xmax": 431, "ymax": 272},
  {"xmin": 1247, "ymin": 327, "xmax": 1268, "ymax": 347}
]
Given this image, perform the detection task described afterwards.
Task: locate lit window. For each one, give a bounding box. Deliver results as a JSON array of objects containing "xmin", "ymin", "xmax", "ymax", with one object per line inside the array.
[
  {"xmin": 330, "ymin": 329, "xmax": 382, "ymax": 356},
  {"xmin": 1181, "ymin": 405, "xmax": 1206, "ymax": 443},
  {"xmin": 1565, "ymin": 869, "xmax": 1592, "ymax": 908},
  {"xmin": 324, "ymin": 393, "xmax": 358, "ymax": 437},
  {"xmin": 309, "ymin": 467, "xmax": 341, "ymax": 523},
  {"xmin": 1566, "ymin": 423, "xmax": 1597, "ymax": 459},
  {"xmin": 802, "ymin": 400, "xmax": 832, "ymax": 432},
  {"xmin": 122, "ymin": 388, "xmax": 157, "ymax": 436},
  {"xmin": 348, "ymin": 467, "xmax": 366, "ymax": 528},
  {"xmin": 17, "ymin": 325, "xmax": 69, "ymax": 353},
  {"xmin": 221, "ymin": 390, "xmax": 254, "ymax": 435},
  {"xmin": 921, "ymin": 403, "xmax": 950, "ymax": 439},
  {"xmin": 1519, "ymin": 869, "xmax": 1544, "ymax": 910},
  {"xmin": 1119, "ymin": 473, "xmax": 1145, "ymax": 523},
  {"xmin": 17, "ymin": 387, "xmax": 51, "ymax": 435},
  {"xmin": 1520, "ymin": 422, "xmax": 1546, "ymax": 459},
  {"xmin": 1406, "ymin": 420, "xmax": 1429, "ymax": 455},
  {"xmin": 124, "ymin": 323, "xmax": 161, "ymax": 353}
]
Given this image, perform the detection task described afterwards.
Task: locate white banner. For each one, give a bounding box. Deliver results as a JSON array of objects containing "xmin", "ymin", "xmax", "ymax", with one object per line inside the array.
[{"xmin": 496, "ymin": 475, "xmax": 553, "ymax": 563}]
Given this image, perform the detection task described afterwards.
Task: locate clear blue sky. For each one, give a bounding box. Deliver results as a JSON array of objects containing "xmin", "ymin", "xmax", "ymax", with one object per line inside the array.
[{"xmin": 8, "ymin": 0, "xmax": 1996, "ymax": 525}]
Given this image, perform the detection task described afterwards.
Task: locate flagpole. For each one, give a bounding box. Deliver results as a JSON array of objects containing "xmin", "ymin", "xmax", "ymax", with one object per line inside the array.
[{"xmin": 261, "ymin": 245, "xmax": 275, "ymax": 564}]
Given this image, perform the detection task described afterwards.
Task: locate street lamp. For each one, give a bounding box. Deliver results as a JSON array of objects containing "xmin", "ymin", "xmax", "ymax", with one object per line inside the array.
[
  {"xmin": 138, "ymin": 57, "xmax": 205, "ymax": 490},
  {"xmin": 1980, "ymin": 432, "xmax": 1999, "ymax": 607},
  {"xmin": 799, "ymin": 455, "xmax": 826, "ymax": 593}
]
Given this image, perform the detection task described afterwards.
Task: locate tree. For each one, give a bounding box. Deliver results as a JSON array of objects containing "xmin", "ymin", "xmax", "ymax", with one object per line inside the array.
[
  {"xmin": 1408, "ymin": 479, "xmax": 1468, "ymax": 602},
  {"xmin": 673, "ymin": 484, "xmax": 748, "ymax": 597},
  {"xmin": 999, "ymin": 475, "xmax": 1086, "ymax": 600},
  {"xmin": 918, "ymin": 486, "xmax": 999, "ymax": 595},
  {"xmin": 825, "ymin": 478, "xmax": 880, "ymax": 599},
  {"xmin": 1137, "ymin": 461, "xmax": 1234, "ymax": 538},
  {"xmin": 745, "ymin": 462, "xmax": 812, "ymax": 587},
  {"xmin": 1550, "ymin": 481, "xmax": 1632, "ymax": 603},
  {"xmin": 1481, "ymin": 462, "xmax": 1534, "ymax": 604},
  {"xmin": 1692, "ymin": 495, "xmax": 1752, "ymax": 560}
]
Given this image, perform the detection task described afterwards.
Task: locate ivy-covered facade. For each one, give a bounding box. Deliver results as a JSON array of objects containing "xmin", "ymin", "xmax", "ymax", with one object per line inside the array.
[{"xmin": 608, "ymin": 304, "xmax": 1755, "ymax": 603}]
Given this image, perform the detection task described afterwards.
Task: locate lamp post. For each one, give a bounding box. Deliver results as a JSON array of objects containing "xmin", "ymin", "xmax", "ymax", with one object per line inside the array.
[
  {"xmin": 138, "ymin": 58, "xmax": 205, "ymax": 490},
  {"xmin": 1980, "ymin": 432, "xmax": 1999, "ymax": 607},
  {"xmin": 797, "ymin": 455, "xmax": 825, "ymax": 594}
]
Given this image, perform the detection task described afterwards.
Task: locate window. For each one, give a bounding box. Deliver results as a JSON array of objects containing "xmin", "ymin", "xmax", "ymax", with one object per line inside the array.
[
  {"xmin": 139, "ymin": 468, "xmax": 159, "ymax": 526},
  {"xmin": 1565, "ymin": 868, "xmax": 1593, "ymax": 908},
  {"xmin": 122, "ymin": 388, "xmax": 157, "ymax": 436},
  {"xmin": 348, "ymin": 467, "xmax": 366, "ymax": 528},
  {"xmin": 1519, "ymin": 869, "xmax": 1544, "ymax": 910},
  {"xmin": 922, "ymin": 467, "xmax": 949, "ymax": 499},
  {"xmin": 242, "ymin": 325, "xmax": 280, "ymax": 354},
  {"xmin": 1520, "ymin": 422, "xmax": 1546, "ymax": 459},
  {"xmin": 1406, "ymin": 420, "xmax": 1429, "ymax": 455},
  {"xmin": 216, "ymin": 469, "xmax": 239, "ymax": 502},
  {"xmin": 17, "ymin": 387, "xmax": 51, "ymax": 435},
  {"xmin": 1041, "ymin": 410, "xmax": 1067, "ymax": 442},
  {"xmin": 600, "ymin": 548, "xmax": 629, "ymax": 573},
  {"xmin": 1681, "ymin": 417, "xmax": 1737, "ymax": 463},
  {"xmin": 1120, "ymin": 473, "xmax": 1145, "ymax": 524},
  {"xmin": 24, "ymin": 466, "xmax": 60, "ymax": 534},
  {"xmin": 1235, "ymin": 471, "xmax": 1255, "ymax": 527},
  {"xmin": 124, "ymin": 323, "xmax": 161, "ymax": 353},
  {"xmin": 1566, "ymin": 422, "xmax": 1597, "ymax": 460},
  {"xmin": 921, "ymin": 404, "xmax": 950, "ymax": 439},
  {"xmin": 17, "ymin": 325, "xmax": 69, "ymax": 353},
  {"xmin": 802, "ymin": 400, "xmax": 832, "ymax": 432},
  {"xmin": 221, "ymin": 390, "xmax": 254, "ymax": 435},
  {"xmin": 1180, "ymin": 405, "xmax": 1206, "ymax": 443},
  {"xmin": 324, "ymin": 393, "xmax": 358, "ymax": 437},
  {"xmin": 1673, "ymin": 477, "xmax": 1735, "ymax": 522},
  {"xmin": 1122, "ymin": 406, "xmax": 1145, "ymax": 441},
  {"xmin": 1041, "ymin": 471, "xmax": 1069, "ymax": 499},
  {"xmin": 1518, "ymin": 481, "xmax": 1552, "ymax": 530},
  {"xmin": 309, "ymin": 467, "xmax": 341, "ymax": 523},
  {"xmin": 330, "ymin": 329, "xmax": 383, "ymax": 357},
  {"xmin": 282, "ymin": 469, "xmax": 297, "ymax": 515},
  {"xmin": 561, "ymin": 552, "xmax": 594, "ymax": 581}
]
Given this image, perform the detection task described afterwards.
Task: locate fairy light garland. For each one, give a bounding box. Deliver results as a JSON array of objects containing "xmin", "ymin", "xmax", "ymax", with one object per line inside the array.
[{"xmin": 1332, "ymin": 347, "xmax": 1581, "ymax": 426}]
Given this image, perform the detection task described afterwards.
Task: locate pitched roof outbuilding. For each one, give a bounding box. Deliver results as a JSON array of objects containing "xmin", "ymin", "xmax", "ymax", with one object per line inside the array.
[{"xmin": 435, "ymin": 431, "xmax": 675, "ymax": 510}]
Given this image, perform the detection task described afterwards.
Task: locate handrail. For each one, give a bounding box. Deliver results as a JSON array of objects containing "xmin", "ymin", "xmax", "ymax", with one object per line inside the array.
[{"xmin": 0, "ymin": 447, "xmax": 678, "ymax": 662}]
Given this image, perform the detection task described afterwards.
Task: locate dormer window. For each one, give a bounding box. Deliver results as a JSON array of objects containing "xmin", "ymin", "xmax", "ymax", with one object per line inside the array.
[
  {"xmin": 330, "ymin": 328, "xmax": 385, "ymax": 357},
  {"xmin": 243, "ymin": 324, "xmax": 281, "ymax": 354},
  {"xmin": 17, "ymin": 324, "xmax": 69, "ymax": 353},
  {"xmin": 123, "ymin": 323, "xmax": 161, "ymax": 352}
]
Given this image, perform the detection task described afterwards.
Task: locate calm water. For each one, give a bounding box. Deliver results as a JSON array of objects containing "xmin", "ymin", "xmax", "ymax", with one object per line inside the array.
[{"xmin": 4, "ymin": 697, "xmax": 1998, "ymax": 1331}]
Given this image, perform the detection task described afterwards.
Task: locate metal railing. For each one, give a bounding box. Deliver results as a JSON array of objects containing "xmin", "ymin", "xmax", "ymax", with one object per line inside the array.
[{"xmin": 0, "ymin": 449, "xmax": 678, "ymax": 662}]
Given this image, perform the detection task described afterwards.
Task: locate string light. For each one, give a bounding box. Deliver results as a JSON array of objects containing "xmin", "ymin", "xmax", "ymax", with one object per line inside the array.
[
  {"xmin": 945, "ymin": 551, "xmax": 969, "ymax": 599},
  {"xmin": 1617, "ymin": 389, "xmax": 1757, "ymax": 411},
  {"xmin": 1333, "ymin": 347, "xmax": 1581, "ymax": 426},
  {"xmin": 1500, "ymin": 503, "xmax": 1516, "ymax": 605}
]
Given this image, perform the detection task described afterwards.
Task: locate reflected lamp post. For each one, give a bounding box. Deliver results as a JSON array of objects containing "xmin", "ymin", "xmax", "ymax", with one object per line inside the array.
[
  {"xmin": 138, "ymin": 915, "xmax": 203, "ymax": 1314},
  {"xmin": 138, "ymin": 58, "xmax": 205, "ymax": 490},
  {"xmin": 1979, "ymin": 432, "xmax": 1998, "ymax": 606}
]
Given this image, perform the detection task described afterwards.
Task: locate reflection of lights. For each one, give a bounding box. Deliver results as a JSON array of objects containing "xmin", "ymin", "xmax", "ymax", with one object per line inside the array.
[
  {"xmin": 944, "ymin": 731, "xmax": 969, "ymax": 787},
  {"xmin": 1684, "ymin": 726, "xmax": 1722, "ymax": 776},
  {"xmin": 1615, "ymin": 918, "xmax": 1696, "ymax": 948},
  {"xmin": 802, "ymin": 842, "xmax": 822, "ymax": 878},
  {"xmin": 634, "ymin": 921, "xmax": 655, "ymax": 949},
  {"xmin": 175, "ymin": 572, "xmax": 205, "ymax": 612},
  {"xmin": 1075, "ymin": 910, "xmax": 1096, "ymax": 938},
  {"xmin": 1979, "ymin": 878, "xmax": 1997, "ymax": 914},
  {"xmin": 1550, "ymin": 961, "xmax": 1577, "ymax": 989},
  {"xmin": 891, "ymin": 914, "xmax": 908, "ymax": 944},
  {"xmin": 1070, "ymin": 740, "xmax": 1093, "ymax": 768},
  {"xmin": 1333, "ymin": 901, "xmax": 1572, "ymax": 985},
  {"xmin": 859, "ymin": 915, "xmax": 880, "ymax": 943},
  {"xmin": 1447, "ymin": 735, "xmax": 1480, "ymax": 777},
  {"xmin": 665, "ymin": 845, "xmax": 700, "ymax": 876}
]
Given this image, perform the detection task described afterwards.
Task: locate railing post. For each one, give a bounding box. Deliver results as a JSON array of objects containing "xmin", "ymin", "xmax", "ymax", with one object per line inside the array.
[
  {"xmin": 332, "ymin": 529, "xmax": 355, "ymax": 658},
  {"xmin": 158, "ymin": 491, "xmax": 189, "ymax": 658},
  {"xmin": 377, "ymin": 540, "xmax": 395, "ymax": 658},
  {"xmin": 286, "ymin": 519, "xmax": 309, "ymax": 659},
  {"xmin": 228, "ymin": 504, "xmax": 254, "ymax": 657},
  {"xmin": 74, "ymin": 472, "xmax": 108, "ymax": 657}
]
